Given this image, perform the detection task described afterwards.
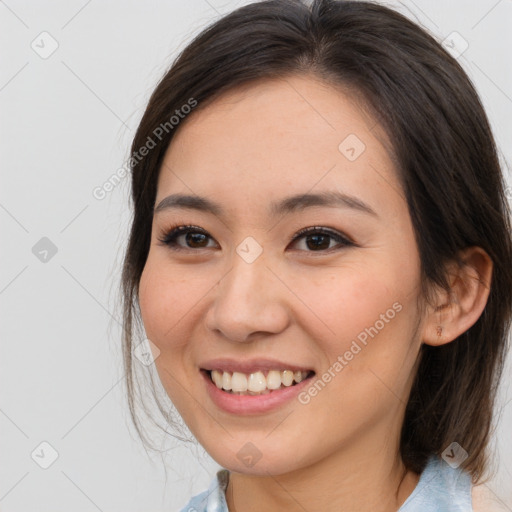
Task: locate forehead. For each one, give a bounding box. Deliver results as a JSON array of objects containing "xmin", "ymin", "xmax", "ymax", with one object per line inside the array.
[{"xmin": 156, "ymin": 74, "xmax": 403, "ymax": 219}]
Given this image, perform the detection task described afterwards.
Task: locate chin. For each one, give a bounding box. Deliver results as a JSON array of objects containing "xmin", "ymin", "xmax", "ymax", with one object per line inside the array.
[{"xmin": 202, "ymin": 437, "xmax": 310, "ymax": 476}]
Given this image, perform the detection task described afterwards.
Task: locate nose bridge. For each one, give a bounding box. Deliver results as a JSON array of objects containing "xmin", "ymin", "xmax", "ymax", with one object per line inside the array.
[{"xmin": 206, "ymin": 241, "xmax": 288, "ymax": 342}]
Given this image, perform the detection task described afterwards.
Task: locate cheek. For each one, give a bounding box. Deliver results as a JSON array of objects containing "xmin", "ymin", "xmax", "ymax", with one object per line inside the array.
[
  {"xmin": 137, "ymin": 259, "xmax": 204, "ymax": 414},
  {"xmin": 288, "ymin": 269, "xmax": 420, "ymax": 454},
  {"xmin": 289, "ymin": 260, "xmax": 410, "ymax": 350},
  {"xmin": 138, "ymin": 257, "xmax": 212, "ymax": 349},
  {"xmin": 138, "ymin": 264, "xmax": 175, "ymax": 346},
  {"xmin": 291, "ymin": 255, "xmax": 422, "ymax": 401}
]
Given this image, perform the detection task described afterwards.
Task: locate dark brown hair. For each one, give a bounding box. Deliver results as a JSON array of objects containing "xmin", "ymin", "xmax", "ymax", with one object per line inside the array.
[{"xmin": 119, "ymin": 0, "xmax": 512, "ymax": 483}]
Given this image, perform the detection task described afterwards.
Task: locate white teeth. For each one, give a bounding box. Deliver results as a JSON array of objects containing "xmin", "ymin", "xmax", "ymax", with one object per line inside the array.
[
  {"xmin": 222, "ymin": 371, "xmax": 232, "ymax": 391},
  {"xmin": 212, "ymin": 369, "xmax": 223, "ymax": 389},
  {"xmin": 231, "ymin": 372, "xmax": 248, "ymax": 392},
  {"xmin": 209, "ymin": 369, "xmax": 311, "ymax": 394},
  {"xmin": 281, "ymin": 370, "xmax": 294, "ymax": 386},
  {"xmin": 247, "ymin": 371, "xmax": 266, "ymax": 392},
  {"xmin": 266, "ymin": 370, "xmax": 282, "ymax": 390}
]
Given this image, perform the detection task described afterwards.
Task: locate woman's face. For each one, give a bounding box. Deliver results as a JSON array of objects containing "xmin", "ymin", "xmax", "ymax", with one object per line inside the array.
[{"xmin": 138, "ymin": 74, "xmax": 426, "ymax": 475}]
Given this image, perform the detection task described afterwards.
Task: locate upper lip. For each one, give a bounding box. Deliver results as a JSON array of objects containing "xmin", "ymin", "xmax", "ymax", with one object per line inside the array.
[{"xmin": 200, "ymin": 358, "xmax": 315, "ymax": 375}]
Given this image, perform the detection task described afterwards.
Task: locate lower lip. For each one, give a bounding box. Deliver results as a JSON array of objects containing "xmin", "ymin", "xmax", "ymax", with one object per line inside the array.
[{"xmin": 201, "ymin": 370, "xmax": 315, "ymax": 415}]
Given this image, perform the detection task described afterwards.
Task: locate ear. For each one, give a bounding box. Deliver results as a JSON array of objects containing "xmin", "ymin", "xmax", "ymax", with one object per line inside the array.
[{"xmin": 422, "ymin": 246, "xmax": 493, "ymax": 346}]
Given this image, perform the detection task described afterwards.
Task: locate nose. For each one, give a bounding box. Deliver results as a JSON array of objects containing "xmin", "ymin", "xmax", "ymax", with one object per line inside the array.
[{"xmin": 204, "ymin": 248, "xmax": 290, "ymax": 343}]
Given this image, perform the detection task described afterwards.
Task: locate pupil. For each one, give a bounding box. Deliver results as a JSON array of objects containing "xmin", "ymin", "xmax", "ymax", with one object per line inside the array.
[
  {"xmin": 307, "ymin": 234, "xmax": 329, "ymax": 250},
  {"xmin": 187, "ymin": 233, "xmax": 207, "ymax": 247}
]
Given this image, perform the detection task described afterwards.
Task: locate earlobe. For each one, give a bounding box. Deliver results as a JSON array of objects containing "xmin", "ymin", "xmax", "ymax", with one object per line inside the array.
[{"xmin": 422, "ymin": 247, "xmax": 493, "ymax": 347}]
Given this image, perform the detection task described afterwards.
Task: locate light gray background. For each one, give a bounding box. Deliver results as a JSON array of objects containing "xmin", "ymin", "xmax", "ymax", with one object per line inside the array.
[{"xmin": 1, "ymin": 1, "xmax": 511, "ymax": 511}]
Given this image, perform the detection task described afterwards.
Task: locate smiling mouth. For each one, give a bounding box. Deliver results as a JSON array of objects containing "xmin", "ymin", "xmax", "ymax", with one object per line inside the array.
[{"xmin": 203, "ymin": 369, "xmax": 315, "ymax": 395}]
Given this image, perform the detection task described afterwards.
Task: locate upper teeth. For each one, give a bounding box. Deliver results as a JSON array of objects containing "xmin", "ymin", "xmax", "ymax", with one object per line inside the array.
[{"xmin": 210, "ymin": 369, "xmax": 309, "ymax": 393}]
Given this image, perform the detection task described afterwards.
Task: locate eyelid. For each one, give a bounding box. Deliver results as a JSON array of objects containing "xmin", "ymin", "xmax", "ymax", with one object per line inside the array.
[
  {"xmin": 157, "ymin": 224, "xmax": 217, "ymax": 250},
  {"xmin": 291, "ymin": 225, "xmax": 355, "ymax": 245}
]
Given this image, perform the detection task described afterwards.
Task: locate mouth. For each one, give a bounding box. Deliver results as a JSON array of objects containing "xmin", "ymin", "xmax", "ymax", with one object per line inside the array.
[
  {"xmin": 201, "ymin": 368, "xmax": 316, "ymax": 396},
  {"xmin": 199, "ymin": 358, "xmax": 317, "ymax": 414}
]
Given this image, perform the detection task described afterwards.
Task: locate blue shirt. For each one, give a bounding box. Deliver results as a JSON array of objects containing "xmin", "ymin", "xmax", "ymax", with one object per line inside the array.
[{"xmin": 178, "ymin": 455, "xmax": 473, "ymax": 511}]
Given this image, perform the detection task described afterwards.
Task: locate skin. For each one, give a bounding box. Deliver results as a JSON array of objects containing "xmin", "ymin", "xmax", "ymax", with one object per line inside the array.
[{"xmin": 138, "ymin": 74, "xmax": 493, "ymax": 512}]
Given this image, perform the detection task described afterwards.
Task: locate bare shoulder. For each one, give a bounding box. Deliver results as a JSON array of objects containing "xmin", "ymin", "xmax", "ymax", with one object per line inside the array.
[{"xmin": 472, "ymin": 483, "xmax": 510, "ymax": 512}]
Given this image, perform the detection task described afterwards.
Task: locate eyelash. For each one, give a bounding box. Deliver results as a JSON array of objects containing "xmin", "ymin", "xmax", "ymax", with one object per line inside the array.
[{"xmin": 157, "ymin": 224, "xmax": 355, "ymax": 254}]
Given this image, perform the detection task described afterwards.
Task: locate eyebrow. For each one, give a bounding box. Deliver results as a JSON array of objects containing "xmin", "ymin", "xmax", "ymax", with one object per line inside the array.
[{"xmin": 153, "ymin": 191, "xmax": 378, "ymax": 219}]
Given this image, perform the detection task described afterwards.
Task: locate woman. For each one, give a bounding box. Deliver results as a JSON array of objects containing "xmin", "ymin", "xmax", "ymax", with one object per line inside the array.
[{"xmin": 120, "ymin": 1, "xmax": 512, "ymax": 510}]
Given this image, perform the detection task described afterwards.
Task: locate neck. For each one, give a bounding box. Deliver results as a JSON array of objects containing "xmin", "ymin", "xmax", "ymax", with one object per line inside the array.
[{"xmin": 225, "ymin": 426, "xmax": 420, "ymax": 512}]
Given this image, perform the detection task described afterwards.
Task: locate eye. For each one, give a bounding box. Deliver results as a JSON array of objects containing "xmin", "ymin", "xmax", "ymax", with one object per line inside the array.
[
  {"xmin": 157, "ymin": 224, "xmax": 217, "ymax": 251},
  {"xmin": 158, "ymin": 224, "xmax": 354, "ymax": 253},
  {"xmin": 288, "ymin": 226, "xmax": 354, "ymax": 253}
]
